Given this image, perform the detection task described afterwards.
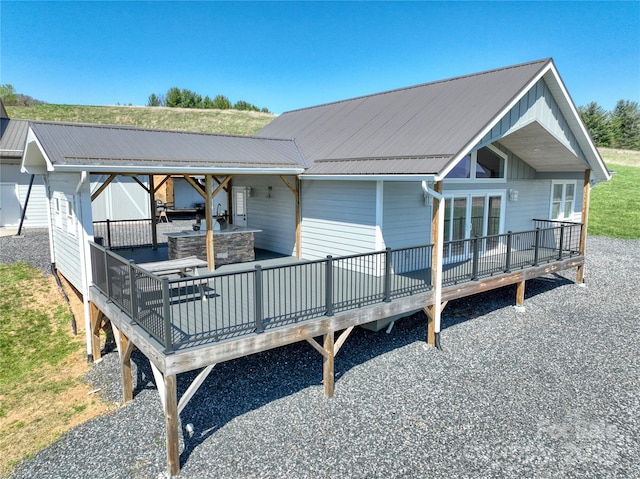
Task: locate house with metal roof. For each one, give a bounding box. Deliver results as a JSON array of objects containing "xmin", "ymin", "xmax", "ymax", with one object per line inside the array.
[
  {"xmin": 0, "ymin": 102, "xmax": 48, "ymax": 228},
  {"xmin": 20, "ymin": 58, "xmax": 609, "ymax": 477}
]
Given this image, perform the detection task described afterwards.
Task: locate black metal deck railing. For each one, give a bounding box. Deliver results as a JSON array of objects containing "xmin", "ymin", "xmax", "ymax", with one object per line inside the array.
[
  {"xmin": 89, "ymin": 221, "xmax": 582, "ymax": 352},
  {"xmin": 93, "ymin": 219, "xmax": 154, "ymax": 249}
]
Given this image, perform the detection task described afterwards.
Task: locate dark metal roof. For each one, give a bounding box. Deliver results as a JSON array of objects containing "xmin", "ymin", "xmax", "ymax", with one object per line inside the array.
[
  {"xmin": 0, "ymin": 118, "xmax": 29, "ymax": 159},
  {"xmin": 256, "ymin": 59, "xmax": 552, "ymax": 175},
  {"xmin": 29, "ymin": 122, "xmax": 307, "ymax": 172}
]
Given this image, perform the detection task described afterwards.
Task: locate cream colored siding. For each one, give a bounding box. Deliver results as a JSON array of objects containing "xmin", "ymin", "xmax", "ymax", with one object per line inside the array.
[{"xmin": 300, "ymin": 180, "xmax": 377, "ymax": 260}]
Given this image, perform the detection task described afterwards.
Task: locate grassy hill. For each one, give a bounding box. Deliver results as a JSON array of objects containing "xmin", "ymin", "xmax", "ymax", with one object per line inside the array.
[{"xmin": 5, "ymin": 104, "xmax": 275, "ymax": 136}]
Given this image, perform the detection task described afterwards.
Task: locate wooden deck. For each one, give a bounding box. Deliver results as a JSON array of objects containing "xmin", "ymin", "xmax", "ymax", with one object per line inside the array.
[
  {"xmin": 90, "ymin": 247, "xmax": 583, "ymax": 376},
  {"xmin": 87, "ymin": 221, "xmax": 584, "ymax": 477}
]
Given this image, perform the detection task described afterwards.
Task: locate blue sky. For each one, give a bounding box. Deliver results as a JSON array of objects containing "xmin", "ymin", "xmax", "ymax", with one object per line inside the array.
[{"xmin": 1, "ymin": 1, "xmax": 639, "ymax": 114}]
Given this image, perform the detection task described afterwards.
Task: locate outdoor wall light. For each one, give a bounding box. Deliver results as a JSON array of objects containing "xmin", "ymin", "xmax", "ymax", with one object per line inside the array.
[{"xmin": 509, "ymin": 189, "xmax": 519, "ymax": 201}]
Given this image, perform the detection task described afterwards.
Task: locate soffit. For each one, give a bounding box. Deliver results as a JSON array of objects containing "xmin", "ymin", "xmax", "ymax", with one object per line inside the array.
[{"xmin": 497, "ymin": 121, "xmax": 587, "ymax": 172}]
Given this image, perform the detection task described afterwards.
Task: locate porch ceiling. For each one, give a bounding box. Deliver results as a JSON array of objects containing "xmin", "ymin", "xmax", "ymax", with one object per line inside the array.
[{"xmin": 497, "ymin": 121, "xmax": 587, "ymax": 172}]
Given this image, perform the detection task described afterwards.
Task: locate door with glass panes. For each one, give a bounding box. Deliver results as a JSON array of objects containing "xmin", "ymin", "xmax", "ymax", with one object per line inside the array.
[{"xmin": 443, "ymin": 192, "xmax": 504, "ymax": 262}]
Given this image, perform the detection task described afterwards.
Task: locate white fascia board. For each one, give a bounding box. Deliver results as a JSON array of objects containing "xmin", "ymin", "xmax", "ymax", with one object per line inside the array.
[
  {"xmin": 437, "ymin": 61, "xmax": 554, "ymax": 181},
  {"xmin": 21, "ymin": 128, "xmax": 54, "ymax": 173},
  {"xmin": 52, "ymin": 165, "xmax": 306, "ymax": 175},
  {"xmin": 544, "ymin": 64, "xmax": 610, "ymax": 183},
  {"xmin": 300, "ymin": 174, "xmax": 437, "ymax": 182}
]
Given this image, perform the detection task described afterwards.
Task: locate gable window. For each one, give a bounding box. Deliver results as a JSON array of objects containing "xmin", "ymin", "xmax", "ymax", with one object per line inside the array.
[
  {"xmin": 550, "ymin": 181, "xmax": 576, "ymax": 220},
  {"xmin": 447, "ymin": 145, "xmax": 507, "ymax": 181}
]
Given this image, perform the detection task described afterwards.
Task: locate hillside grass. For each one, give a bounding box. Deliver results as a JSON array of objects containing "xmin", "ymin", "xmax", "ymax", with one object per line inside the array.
[
  {"xmin": 6, "ymin": 104, "xmax": 274, "ymax": 135},
  {"xmin": 590, "ymin": 148, "xmax": 640, "ymax": 239},
  {"xmin": 0, "ymin": 263, "xmax": 113, "ymax": 477}
]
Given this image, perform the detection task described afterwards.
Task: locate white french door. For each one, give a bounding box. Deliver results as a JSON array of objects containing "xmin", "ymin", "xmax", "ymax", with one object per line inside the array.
[{"xmin": 442, "ymin": 191, "xmax": 505, "ymax": 262}]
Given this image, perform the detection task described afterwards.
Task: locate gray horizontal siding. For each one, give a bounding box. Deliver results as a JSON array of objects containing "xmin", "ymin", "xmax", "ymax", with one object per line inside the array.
[
  {"xmin": 48, "ymin": 173, "xmax": 83, "ymax": 291},
  {"xmin": 301, "ymin": 180, "xmax": 377, "ymax": 260},
  {"xmin": 382, "ymin": 182, "xmax": 431, "ymax": 249},
  {"xmin": 0, "ymin": 164, "xmax": 49, "ymax": 227},
  {"xmin": 234, "ymin": 176, "xmax": 297, "ymax": 256}
]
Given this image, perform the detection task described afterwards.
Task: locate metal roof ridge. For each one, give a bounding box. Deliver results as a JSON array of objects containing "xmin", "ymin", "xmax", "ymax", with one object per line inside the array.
[{"xmin": 281, "ymin": 58, "xmax": 552, "ymax": 115}]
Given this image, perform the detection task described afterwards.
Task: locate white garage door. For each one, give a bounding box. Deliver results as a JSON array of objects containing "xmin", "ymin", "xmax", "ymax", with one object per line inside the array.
[{"xmin": 0, "ymin": 183, "xmax": 22, "ymax": 226}]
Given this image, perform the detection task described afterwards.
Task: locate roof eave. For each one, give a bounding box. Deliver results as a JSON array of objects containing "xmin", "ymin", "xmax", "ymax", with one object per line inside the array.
[{"xmin": 51, "ymin": 164, "xmax": 306, "ymax": 176}]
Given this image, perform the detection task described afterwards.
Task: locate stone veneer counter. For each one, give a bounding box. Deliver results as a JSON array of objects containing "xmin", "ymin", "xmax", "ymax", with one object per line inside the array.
[{"xmin": 165, "ymin": 227, "xmax": 262, "ymax": 266}]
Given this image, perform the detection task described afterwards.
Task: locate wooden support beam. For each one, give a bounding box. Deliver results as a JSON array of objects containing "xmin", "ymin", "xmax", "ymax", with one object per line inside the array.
[
  {"xmin": 177, "ymin": 364, "xmax": 215, "ymax": 415},
  {"xmin": 183, "ymin": 175, "xmax": 206, "ymax": 199},
  {"xmin": 205, "ymin": 175, "xmax": 215, "ymax": 271},
  {"xmin": 154, "ymin": 175, "xmax": 171, "ymax": 193},
  {"xmin": 305, "ymin": 337, "xmax": 328, "ymax": 358},
  {"xmin": 212, "ymin": 176, "xmax": 232, "ymax": 199},
  {"xmin": 516, "ymin": 280, "xmax": 526, "ymax": 307},
  {"xmin": 150, "ymin": 361, "xmax": 167, "ymax": 412},
  {"xmin": 132, "ymin": 176, "xmax": 151, "ymax": 193},
  {"xmin": 577, "ymin": 169, "xmax": 591, "ymax": 283},
  {"xmin": 425, "ymin": 305, "xmax": 436, "ymax": 346},
  {"xmin": 323, "ymin": 331, "xmax": 335, "ymax": 397},
  {"xmin": 165, "ymin": 374, "xmax": 180, "ymax": 477},
  {"xmin": 149, "ymin": 175, "xmax": 158, "ymax": 249},
  {"xmin": 90, "ymin": 303, "xmax": 104, "ymax": 361},
  {"xmin": 112, "ymin": 323, "xmax": 134, "ymax": 403},
  {"xmin": 90, "ymin": 174, "xmax": 117, "ymax": 202},
  {"xmin": 280, "ymin": 176, "xmax": 302, "ymax": 259},
  {"xmin": 334, "ymin": 326, "xmax": 354, "ymax": 356}
]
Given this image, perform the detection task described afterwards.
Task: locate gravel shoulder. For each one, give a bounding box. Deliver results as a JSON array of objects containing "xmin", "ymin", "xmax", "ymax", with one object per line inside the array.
[{"xmin": 6, "ymin": 235, "xmax": 640, "ymax": 478}]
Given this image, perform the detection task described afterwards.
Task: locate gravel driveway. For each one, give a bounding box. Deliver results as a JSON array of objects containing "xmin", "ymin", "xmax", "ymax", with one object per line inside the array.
[{"xmin": 6, "ymin": 234, "xmax": 640, "ymax": 478}]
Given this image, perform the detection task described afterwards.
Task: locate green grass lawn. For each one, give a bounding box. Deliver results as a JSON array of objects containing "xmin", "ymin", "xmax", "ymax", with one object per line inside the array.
[
  {"xmin": 6, "ymin": 104, "xmax": 274, "ymax": 136},
  {"xmin": 0, "ymin": 263, "xmax": 110, "ymax": 477},
  {"xmin": 590, "ymin": 149, "xmax": 640, "ymax": 239}
]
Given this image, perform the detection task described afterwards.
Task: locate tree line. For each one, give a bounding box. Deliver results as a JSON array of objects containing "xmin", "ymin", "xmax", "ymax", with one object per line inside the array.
[
  {"xmin": 578, "ymin": 100, "xmax": 640, "ymax": 150},
  {"xmin": 0, "ymin": 84, "xmax": 45, "ymax": 106},
  {"xmin": 147, "ymin": 87, "xmax": 270, "ymax": 113}
]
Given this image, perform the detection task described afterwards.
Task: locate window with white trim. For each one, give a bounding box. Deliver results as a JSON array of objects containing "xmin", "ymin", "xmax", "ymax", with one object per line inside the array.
[
  {"xmin": 446, "ymin": 145, "xmax": 507, "ymax": 181},
  {"xmin": 53, "ymin": 196, "xmax": 63, "ymax": 229},
  {"xmin": 65, "ymin": 196, "xmax": 76, "ymax": 237},
  {"xmin": 550, "ymin": 181, "xmax": 577, "ymax": 220}
]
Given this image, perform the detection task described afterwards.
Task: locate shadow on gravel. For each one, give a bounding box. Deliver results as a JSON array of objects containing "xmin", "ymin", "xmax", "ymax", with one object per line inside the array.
[
  {"xmin": 441, "ymin": 273, "xmax": 574, "ymax": 328},
  {"xmin": 125, "ymin": 271, "xmax": 575, "ymax": 469}
]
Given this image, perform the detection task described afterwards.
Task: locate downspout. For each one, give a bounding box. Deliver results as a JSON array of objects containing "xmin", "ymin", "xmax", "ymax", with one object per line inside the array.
[
  {"xmin": 75, "ymin": 172, "xmax": 95, "ymax": 361},
  {"xmin": 422, "ymin": 180, "xmax": 444, "ymax": 349}
]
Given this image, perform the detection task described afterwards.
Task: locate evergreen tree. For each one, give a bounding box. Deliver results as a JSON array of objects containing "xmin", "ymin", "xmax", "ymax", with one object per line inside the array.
[
  {"xmin": 147, "ymin": 93, "xmax": 161, "ymax": 107},
  {"xmin": 212, "ymin": 94, "xmax": 232, "ymax": 109},
  {"xmin": 611, "ymin": 100, "xmax": 640, "ymax": 150},
  {"xmin": 165, "ymin": 87, "xmax": 182, "ymax": 107},
  {"xmin": 578, "ymin": 102, "xmax": 613, "ymax": 147}
]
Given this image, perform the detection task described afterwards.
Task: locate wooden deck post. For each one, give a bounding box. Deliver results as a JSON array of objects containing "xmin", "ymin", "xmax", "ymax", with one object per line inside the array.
[
  {"xmin": 428, "ymin": 180, "xmax": 444, "ymax": 348},
  {"xmin": 165, "ymin": 374, "xmax": 180, "ymax": 477},
  {"xmin": 90, "ymin": 303, "xmax": 104, "ymax": 362},
  {"xmin": 577, "ymin": 169, "xmax": 591, "ymax": 283},
  {"xmin": 205, "ymin": 175, "xmax": 215, "ymax": 271},
  {"xmin": 516, "ymin": 280, "xmax": 526, "ymax": 308},
  {"xmin": 280, "ymin": 176, "xmax": 302, "ymax": 259},
  {"xmin": 323, "ymin": 331, "xmax": 335, "ymax": 397},
  {"xmin": 149, "ymin": 175, "xmax": 158, "ymax": 250}
]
